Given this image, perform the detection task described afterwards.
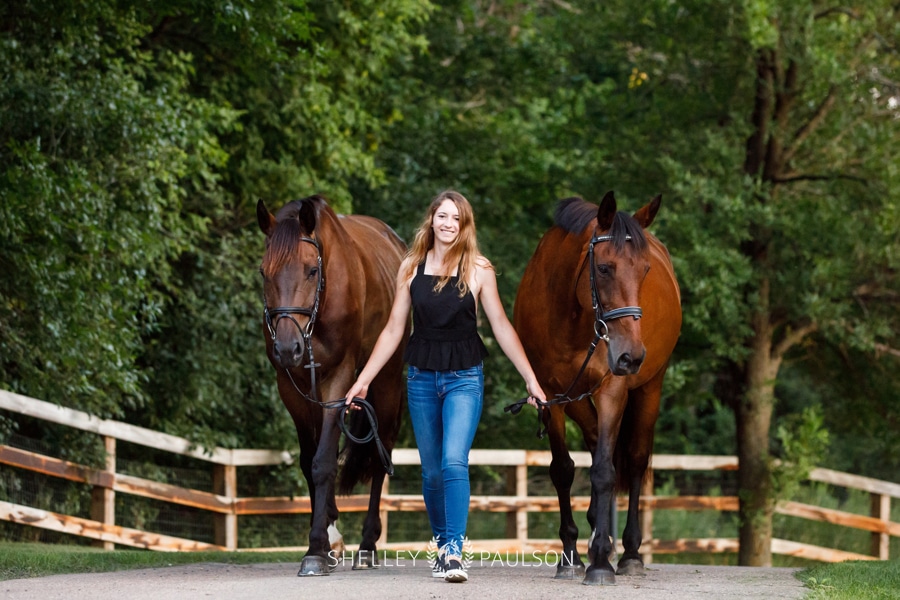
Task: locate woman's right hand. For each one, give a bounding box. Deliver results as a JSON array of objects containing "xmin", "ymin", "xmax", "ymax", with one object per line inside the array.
[{"xmin": 344, "ymin": 381, "xmax": 368, "ymax": 409}]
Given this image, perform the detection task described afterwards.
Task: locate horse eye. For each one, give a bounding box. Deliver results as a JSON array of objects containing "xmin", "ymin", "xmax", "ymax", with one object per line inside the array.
[
  {"xmin": 308, "ymin": 267, "xmax": 319, "ymax": 279},
  {"xmin": 596, "ymin": 264, "xmax": 612, "ymax": 276}
]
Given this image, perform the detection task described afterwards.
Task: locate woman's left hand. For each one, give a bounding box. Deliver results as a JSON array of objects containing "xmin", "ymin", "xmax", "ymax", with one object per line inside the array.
[{"xmin": 525, "ymin": 380, "xmax": 546, "ymax": 409}]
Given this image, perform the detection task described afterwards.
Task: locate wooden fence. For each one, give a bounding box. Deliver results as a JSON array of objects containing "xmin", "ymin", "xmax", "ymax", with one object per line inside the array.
[{"xmin": 1, "ymin": 389, "xmax": 898, "ymax": 562}]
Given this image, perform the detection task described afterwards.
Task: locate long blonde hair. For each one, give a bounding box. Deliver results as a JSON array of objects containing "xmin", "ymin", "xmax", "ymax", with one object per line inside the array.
[{"xmin": 403, "ymin": 190, "xmax": 481, "ymax": 296}]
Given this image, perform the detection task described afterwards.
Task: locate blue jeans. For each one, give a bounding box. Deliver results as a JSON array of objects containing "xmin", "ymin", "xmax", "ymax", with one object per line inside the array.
[{"xmin": 407, "ymin": 363, "xmax": 484, "ymax": 557}]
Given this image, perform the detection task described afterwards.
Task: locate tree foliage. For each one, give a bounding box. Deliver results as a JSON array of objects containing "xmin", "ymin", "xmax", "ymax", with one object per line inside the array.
[
  {"xmin": 1, "ymin": 2, "xmax": 898, "ymax": 563},
  {"xmin": 0, "ymin": 0, "xmax": 432, "ymax": 449},
  {"xmin": 0, "ymin": 0, "xmax": 233, "ymax": 418}
]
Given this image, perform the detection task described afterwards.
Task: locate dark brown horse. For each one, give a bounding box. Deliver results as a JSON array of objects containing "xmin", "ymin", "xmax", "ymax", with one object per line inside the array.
[
  {"xmin": 513, "ymin": 192, "xmax": 681, "ymax": 586},
  {"xmin": 257, "ymin": 195, "xmax": 407, "ymax": 576}
]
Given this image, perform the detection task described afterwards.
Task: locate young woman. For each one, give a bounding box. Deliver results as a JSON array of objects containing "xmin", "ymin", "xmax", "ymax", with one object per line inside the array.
[{"xmin": 344, "ymin": 190, "xmax": 545, "ymax": 583}]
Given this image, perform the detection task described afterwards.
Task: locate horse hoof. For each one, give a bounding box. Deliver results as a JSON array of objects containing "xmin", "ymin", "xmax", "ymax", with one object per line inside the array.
[
  {"xmin": 351, "ymin": 550, "xmax": 381, "ymax": 570},
  {"xmin": 554, "ymin": 563, "xmax": 586, "ymax": 580},
  {"xmin": 582, "ymin": 567, "xmax": 616, "ymax": 586},
  {"xmin": 297, "ymin": 555, "xmax": 332, "ymax": 577},
  {"xmin": 616, "ymin": 557, "xmax": 645, "ymax": 576}
]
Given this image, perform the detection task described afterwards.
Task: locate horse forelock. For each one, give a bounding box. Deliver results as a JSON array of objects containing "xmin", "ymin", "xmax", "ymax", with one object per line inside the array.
[
  {"xmin": 555, "ymin": 197, "xmax": 648, "ymax": 253},
  {"xmin": 608, "ymin": 212, "xmax": 648, "ymax": 253},
  {"xmin": 261, "ymin": 196, "xmax": 326, "ymax": 276}
]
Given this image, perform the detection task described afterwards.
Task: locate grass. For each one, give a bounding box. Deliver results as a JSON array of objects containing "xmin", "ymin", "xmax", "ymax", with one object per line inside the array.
[
  {"xmin": 799, "ymin": 560, "xmax": 900, "ymax": 600},
  {"xmin": 0, "ymin": 542, "xmax": 302, "ymax": 581}
]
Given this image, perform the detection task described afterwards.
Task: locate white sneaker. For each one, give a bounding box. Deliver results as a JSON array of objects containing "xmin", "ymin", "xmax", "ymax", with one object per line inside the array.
[{"xmin": 444, "ymin": 557, "xmax": 468, "ymax": 583}]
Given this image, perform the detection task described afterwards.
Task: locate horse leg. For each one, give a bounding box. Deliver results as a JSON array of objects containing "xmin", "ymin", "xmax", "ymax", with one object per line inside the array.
[
  {"xmin": 352, "ymin": 465, "xmax": 386, "ymax": 570},
  {"xmin": 298, "ymin": 413, "xmax": 342, "ymax": 577},
  {"xmin": 298, "ymin": 446, "xmax": 315, "ymax": 524},
  {"xmin": 616, "ymin": 472, "xmax": 648, "ymax": 577},
  {"xmin": 546, "ymin": 407, "xmax": 585, "ymax": 579},
  {"xmin": 617, "ymin": 379, "xmax": 662, "ymax": 576},
  {"xmin": 583, "ymin": 382, "xmax": 627, "ymax": 586}
]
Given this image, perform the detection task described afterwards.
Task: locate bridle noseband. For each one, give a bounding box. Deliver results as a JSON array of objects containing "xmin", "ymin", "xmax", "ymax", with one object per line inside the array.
[{"xmin": 263, "ymin": 236, "xmax": 325, "ymax": 345}]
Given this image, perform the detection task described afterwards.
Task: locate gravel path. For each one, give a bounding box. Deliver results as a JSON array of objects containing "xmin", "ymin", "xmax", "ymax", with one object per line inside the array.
[{"xmin": 3, "ymin": 561, "xmax": 809, "ymax": 600}]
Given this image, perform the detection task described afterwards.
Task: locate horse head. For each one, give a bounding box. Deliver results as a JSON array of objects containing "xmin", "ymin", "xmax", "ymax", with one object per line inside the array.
[
  {"xmin": 589, "ymin": 191, "xmax": 661, "ymax": 376},
  {"xmin": 257, "ymin": 197, "xmax": 325, "ymax": 370}
]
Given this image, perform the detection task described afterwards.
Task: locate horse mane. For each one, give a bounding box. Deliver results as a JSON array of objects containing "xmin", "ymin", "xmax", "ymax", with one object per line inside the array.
[
  {"xmin": 261, "ymin": 195, "xmax": 328, "ymax": 276},
  {"xmin": 554, "ymin": 196, "xmax": 648, "ymax": 252}
]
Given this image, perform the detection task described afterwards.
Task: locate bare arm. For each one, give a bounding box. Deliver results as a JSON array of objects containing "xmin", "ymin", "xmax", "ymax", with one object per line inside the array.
[
  {"xmin": 475, "ymin": 262, "xmax": 546, "ymax": 405},
  {"xmin": 344, "ymin": 259, "xmax": 413, "ymax": 404}
]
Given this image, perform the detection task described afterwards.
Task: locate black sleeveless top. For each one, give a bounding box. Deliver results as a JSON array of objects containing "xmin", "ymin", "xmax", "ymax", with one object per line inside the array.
[{"xmin": 403, "ymin": 262, "xmax": 489, "ymax": 371}]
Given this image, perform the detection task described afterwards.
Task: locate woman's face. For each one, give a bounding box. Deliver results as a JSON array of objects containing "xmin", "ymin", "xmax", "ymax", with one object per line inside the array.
[{"xmin": 432, "ymin": 199, "xmax": 460, "ymax": 245}]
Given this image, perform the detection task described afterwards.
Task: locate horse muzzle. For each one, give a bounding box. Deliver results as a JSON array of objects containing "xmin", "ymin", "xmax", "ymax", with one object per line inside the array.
[
  {"xmin": 272, "ymin": 335, "xmax": 306, "ymax": 369},
  {"xmin": 609, "ymin": 346, "xmax": 646, "ymax": 376}
]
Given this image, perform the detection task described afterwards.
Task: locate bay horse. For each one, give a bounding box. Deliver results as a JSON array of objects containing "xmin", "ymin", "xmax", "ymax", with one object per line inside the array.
[
  {"xmin": 257, "ymin": 195, "xmax": 408, "ymax": 576},
  {"xmin": 512, "ymin": 192, "xmax": 681, "ymax": 586}
]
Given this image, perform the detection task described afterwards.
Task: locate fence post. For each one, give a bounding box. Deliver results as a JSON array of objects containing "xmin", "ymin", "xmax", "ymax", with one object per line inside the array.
[
  {"xmin": 213, "ymin": 464, "xmax": 237, "ymax": 550},
  {"xmin": 517, "ymin": 464, "xmax": 528, "ymax": 549},
  {"xmin": 504, "ymin": 463, "xmax": 529, "ymax": 551},
  {"xmin": 90, "ymin": 435, "xmax": 116, "ymax": 550},
  {"xmin": 640, "ymin": 468, "xmax": 654, "ymax": 565},
  {"xmin": 504, "ymin": 466, "xmax": 515, "ymax": 540},
  {"xmin": 870, "ymin": 492, "xmax": 890, "ymax": 559}
]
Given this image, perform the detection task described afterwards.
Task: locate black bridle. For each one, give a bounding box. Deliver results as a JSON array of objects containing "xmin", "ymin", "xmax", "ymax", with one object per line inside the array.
[
  {"xmin": 505, "ymin": 232, "xmax": 643, "ymax": 438},
  {"xmin": 261, "ymin": 235, "xmax": 393, "ymax": 475},
  {"xmin": 587, "ymin": 232, "xmax": 643, "ymax": 338},
  {"xmin": 263, "ymin": 235, "xmax": 325, "ymax": 405}
]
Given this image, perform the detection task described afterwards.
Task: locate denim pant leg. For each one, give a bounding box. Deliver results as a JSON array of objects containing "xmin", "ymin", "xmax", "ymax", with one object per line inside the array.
[
  {"xmin": 439, "ymin": 365, "xmax": 483, "ymax": 556},
  {"xmin": 407, "ymin": 366, "xmax": 447, "ymax": 545},
  {"xmin": 407, "ymin": 364, "xmax": 484, "ymax": 554}
]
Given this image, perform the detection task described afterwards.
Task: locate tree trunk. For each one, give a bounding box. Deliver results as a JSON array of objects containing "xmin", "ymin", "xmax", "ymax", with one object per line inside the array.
[{"xmin": 736, "ymin": 277, "xmax": 781, "ymax": 566}]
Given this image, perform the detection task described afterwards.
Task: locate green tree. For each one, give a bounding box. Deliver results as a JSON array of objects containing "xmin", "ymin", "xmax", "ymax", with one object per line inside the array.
[
  {"xmin": 129, "ymin": 0, "xmax": 432, "ymax": 447},
  {"xmin": 0, "ymin": 0, "xmax": 434, "ymax": 452},
  {"xmin": 719, "ymin": 1, "xmax": 898, "ymax": 566},
  {"xmin": 0, "ymin": 1, "xmax": 233, "ymax": 422},
  {"xmin": 600, "ymin": 0, "xmax": 900, "ymax": 565}
]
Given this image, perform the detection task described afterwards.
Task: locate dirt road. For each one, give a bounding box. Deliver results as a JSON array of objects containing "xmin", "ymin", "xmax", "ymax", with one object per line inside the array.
[{"xmin": 3, "ymin": 560, "xmax": 809, "ymax": 600}]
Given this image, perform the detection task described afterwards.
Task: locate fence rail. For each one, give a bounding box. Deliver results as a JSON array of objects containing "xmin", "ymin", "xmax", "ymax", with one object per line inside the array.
[{"xmin": 1, "ymin": 389, "xmax": 897, "ymax": 562}]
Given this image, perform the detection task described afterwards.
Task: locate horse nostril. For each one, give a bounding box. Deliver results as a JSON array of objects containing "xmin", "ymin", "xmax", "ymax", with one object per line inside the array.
[
  {"xmin": 616, "ymin": 352, "xmax": 644, "ymax": 375},
  {"xmin": 273, "ymin": 339, "xmax": 303, "ymax": 367}
]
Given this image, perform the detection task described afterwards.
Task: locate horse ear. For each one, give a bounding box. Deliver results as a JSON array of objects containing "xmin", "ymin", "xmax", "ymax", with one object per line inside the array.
[
  {"xmin": 632, "ymin": 194, "xmax": 662, "ymax": 228},
  {"xmin": 257, "ymin": 199, "xmax": 276, "ymax": 237},
  {"xmin": 596, "ymin": 191, "xmax": 617, "ymax": 230},
  {"xmin": 298, "ymin": 198, "xmax": 318, "ymax": 235}
]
